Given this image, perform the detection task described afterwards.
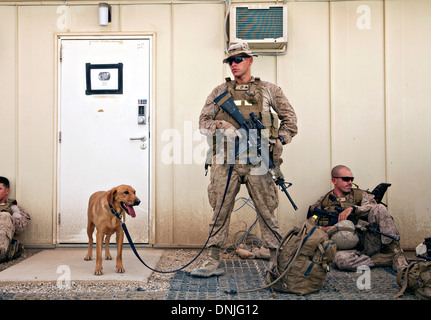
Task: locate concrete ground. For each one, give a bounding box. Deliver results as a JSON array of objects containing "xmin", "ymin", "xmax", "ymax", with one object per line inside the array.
[{"xmin": 0, "ymin": 247, "xmax": 163, "ymax": 283}]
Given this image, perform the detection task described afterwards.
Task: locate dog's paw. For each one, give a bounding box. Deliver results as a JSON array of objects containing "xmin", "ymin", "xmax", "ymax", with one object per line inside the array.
[
  {"xmin": 84, "ymin": 256, "xmax": 92, "ymax": 261},
  {"xmin": 94, "ymin": 267, "xmax": 104, "ymax": 275},
  {"xmin": 116, "ymin": 265, "xmax": 125, "ymax": 273},
  {"xmin": 105, "ymin": 254, "xmax": 112, "ymax": 260}
]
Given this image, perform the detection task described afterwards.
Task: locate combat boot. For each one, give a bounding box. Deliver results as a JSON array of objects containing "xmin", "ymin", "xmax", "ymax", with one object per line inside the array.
[
  {"xmin": 5, "ymin": 239, "xmax": 19, "ymax": 262},
  {"xmin": 13, "ymin": 242, "xmax": 24, "ymax": 259},
  {"xmin": 388, "ymin": 241, "xmax": 409, "ymax": 271},
  {"xmin": 370, "ymin": 252, "xmax": 393, "ymax": 267},
  {"xmin": 190, "ymin": 246, "xmax": 224, "ymax": 277}
]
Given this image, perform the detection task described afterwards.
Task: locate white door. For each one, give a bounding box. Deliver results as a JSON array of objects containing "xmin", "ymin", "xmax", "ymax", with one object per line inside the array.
[{"xmin": 58, "ymin": 37, "xmax": 151, "ymax": 243}]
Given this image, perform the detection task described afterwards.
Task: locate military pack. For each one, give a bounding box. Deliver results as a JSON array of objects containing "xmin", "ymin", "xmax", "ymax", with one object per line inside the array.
[
  {"xmin": 267, "ymin": 217, "xmax": 337, "ymax": 295},
  {"xmin": 394, "ymin": 261, "xmax": 431, "ymax": 300}
]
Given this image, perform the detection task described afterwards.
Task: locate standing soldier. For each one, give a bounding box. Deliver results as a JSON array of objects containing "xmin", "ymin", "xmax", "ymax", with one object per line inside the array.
[{"xmin": 191, "ymin": 42, "xmax": 298, "ymax": 277}]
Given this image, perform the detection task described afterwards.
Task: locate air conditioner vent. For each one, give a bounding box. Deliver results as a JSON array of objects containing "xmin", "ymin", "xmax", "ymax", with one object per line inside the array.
[
  {"xmin": 229, "ymin": 4, "xmax": 288, "ymax": 52},
  {"xmin": 236, "ymin": 6, "xmax": 284, "ymax": 40}
]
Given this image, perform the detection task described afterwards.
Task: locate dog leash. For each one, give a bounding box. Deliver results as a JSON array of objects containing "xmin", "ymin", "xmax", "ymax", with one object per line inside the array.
[
  {"xmin": 111, "ymin": 164, "xmax": 235, "ymax": 274},
  {"xmin": 109, "ymin": 204, "xmax": 165, "ymax": 272}
]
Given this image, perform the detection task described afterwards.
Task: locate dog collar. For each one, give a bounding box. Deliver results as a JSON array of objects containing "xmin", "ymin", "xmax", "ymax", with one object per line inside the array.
[{"xmin": 109, "ymin": 204, "xmax": 123, "ymax": 222}]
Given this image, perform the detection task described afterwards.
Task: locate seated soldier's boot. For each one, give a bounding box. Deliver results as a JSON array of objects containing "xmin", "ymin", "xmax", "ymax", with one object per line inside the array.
[
  {"xmin": 388, "ymin": 241, "xmax": 409, "ymax": 271},
  {"xmin": 5, "ymin": 239, "xmax": 19, "ymax": 262},
  {"xmin": 190, "ymin": 246, "xmax": 224, "ymax": 277},
  {"xmin": 13, "ymin": 242, "xmax": 24, "ymax": 259},
  {"xmin": 370, "ymin": 252, "xmax": 393, "ymax": 267}
]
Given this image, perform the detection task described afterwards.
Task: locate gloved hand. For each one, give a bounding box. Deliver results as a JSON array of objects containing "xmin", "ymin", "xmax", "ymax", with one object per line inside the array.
[
  {"xmin": 216, "ymin": 120, "xmax": 242, "ymax": 139},
  {"xmin": 272, "ymin": 139, "xmax": 284, "ymax": 166},
  {"xmin": 269, "ymin": 166, "xmax": 284, "ymax": 180},
  {"xmin": 275, "ymin": 138, "xmax": 283, "ymax": 154}
]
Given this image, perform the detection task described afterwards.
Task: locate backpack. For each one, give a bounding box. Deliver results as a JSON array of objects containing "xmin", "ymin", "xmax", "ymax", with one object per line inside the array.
[
  {"xmin": 267, "ymin": 217, "xmax": 337, "ymax": 295},
  {"xmin": 394, "ymin": 261, "xmax": 431, "ymax": 300}
]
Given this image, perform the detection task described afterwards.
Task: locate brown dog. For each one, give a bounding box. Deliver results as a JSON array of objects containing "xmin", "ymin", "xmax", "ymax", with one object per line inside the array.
[{"xmin": 84, "ymin": 185, "xmax": 140, "ymax": 275}]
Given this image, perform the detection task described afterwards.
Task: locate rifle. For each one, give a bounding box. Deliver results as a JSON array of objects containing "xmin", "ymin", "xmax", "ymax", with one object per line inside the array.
[
  {"xmin": 356, "ymin": 219, "xmax": 399, "ymax": 241},
  {"xmin": 311, "ymin": 207, "xmax": 399, "ymax": 241},
  {"xmin": 214, "ymin": 91, "xmax": 298, "ymax": 211},
  {"xmin": 309, "ymin": 206, "xmax": 345, "ymax": 226},
  {"xmin": 370, "ymin": 183, "xmax": 391, "ymax": 205}
]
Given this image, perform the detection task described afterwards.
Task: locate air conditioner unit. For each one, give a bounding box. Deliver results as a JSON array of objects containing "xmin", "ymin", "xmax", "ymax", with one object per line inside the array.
[{"xmin": 229, "ymin": 4, "xmax": 288, "ymax": 52}]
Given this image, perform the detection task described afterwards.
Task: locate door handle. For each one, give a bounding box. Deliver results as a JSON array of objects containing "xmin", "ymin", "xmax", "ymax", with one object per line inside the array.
[{"xmin": 130, "ymin": 136, "xmax": 147, "ymax": 142}]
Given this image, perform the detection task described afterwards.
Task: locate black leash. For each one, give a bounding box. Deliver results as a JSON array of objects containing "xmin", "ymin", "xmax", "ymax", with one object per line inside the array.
[{"xmin": 111, "ymin": 164, "xmax": 234, "ymax": 274}]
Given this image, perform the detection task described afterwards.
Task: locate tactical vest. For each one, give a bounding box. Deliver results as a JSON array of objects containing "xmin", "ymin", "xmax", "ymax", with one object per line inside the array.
[
  {"xmin": 0, "ymin": 199, "xmax": 17, "ymax": 215},
  {"xmin": 317, "ymin": 189, "xmax": 365, "ymax": 226},
  {"xmin": 214, "ymin": 77, "xmax": 264, "ymax": 126},
  {"xmin": 212, "ymin": 78, "xmax": 279, "ymax": 158}
]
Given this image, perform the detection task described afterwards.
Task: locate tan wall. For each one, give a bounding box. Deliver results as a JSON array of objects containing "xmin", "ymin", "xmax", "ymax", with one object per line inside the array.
[
  {"xmin": 385, "ymin": 0, "xmax": 431, "ymax": 246},
  {"xmin": 0, "ymin": 0, "xmax": 429, "ymax": 249}
]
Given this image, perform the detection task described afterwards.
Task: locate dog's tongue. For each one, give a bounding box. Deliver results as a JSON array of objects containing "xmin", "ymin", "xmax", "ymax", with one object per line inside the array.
[{"xmin": 125, "ymin": 204, "xmax": 136, "ymax": 218}]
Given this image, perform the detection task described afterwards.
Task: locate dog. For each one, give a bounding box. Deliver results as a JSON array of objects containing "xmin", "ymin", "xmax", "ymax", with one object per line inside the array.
[{"xmin": 84, "ymin": 185, "xmax": 140, "ymax": 275}]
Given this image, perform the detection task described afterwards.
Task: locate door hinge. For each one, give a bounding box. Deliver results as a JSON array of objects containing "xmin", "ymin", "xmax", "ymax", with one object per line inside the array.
[
  {"xmin": 58, "ymin": 212, "xmax": 61, "ymax": 225},
  {"xmin": 58, "ymin": 131, "xmax": 62, "ymax": 143},
  {"xmin": 59, "ymin": 44, "xmax": 63, "ymax": 62}
]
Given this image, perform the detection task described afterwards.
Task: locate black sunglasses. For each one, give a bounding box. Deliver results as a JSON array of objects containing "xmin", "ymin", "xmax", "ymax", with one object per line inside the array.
[
  {"xmin": 333, "ymin": 176, "xmax": 355, "ymax": 182},
  {"xmin": 226, "ymin": 56, "xmax": 247, "ymax": 66}
]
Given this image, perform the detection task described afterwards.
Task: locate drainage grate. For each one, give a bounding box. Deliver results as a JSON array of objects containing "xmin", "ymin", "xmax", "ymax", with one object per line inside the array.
[{"xmin": 166, "ymin": 259, "xmax": 419, "ymax": 300}]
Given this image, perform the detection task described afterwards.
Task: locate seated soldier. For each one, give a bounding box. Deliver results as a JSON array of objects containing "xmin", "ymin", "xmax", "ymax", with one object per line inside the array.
[
  {"xmin": 308, "ymin": 165, "xmax": 408, "ymax": 271},
  {"xmin": 0, "ymin": 177, "xmax": 30, "ymax": 262}
]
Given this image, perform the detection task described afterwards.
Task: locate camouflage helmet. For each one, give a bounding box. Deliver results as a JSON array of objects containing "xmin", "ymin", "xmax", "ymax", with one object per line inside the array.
[
  {"xmin": 223, "ymin": 41, "xmax": 258, "ymax": 63},
  {"xmin": 327, "ymin": 220, "xmax": 359, "ymax": 250}
]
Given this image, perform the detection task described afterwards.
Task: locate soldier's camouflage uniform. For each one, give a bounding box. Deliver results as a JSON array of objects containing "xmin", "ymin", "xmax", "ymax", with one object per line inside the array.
[
  {"xmin": 0, "ymin": 199, "xmax": 30, "ymax": 261},
  {"xmin": 310, "ymin": 189, "xmax": 407, "ymax": 270},
  {"xmin": 199, "ymin": 77, "xmax": 298, "ymax": 249}
]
